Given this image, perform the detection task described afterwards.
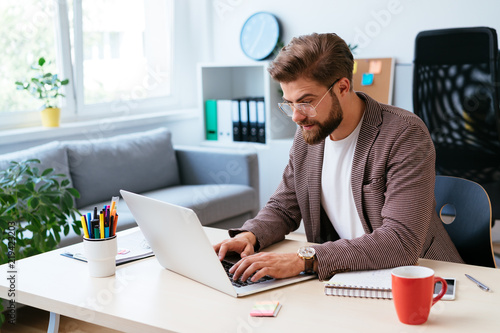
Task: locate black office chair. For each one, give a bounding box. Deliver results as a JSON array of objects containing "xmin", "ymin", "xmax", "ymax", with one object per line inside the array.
[
  {"xmin": 434, "ymin": 175, "xmax": 496, "ymax": 268},
  {"xmin": 413, "ymin": 27, "xmax": 500, "ymax": 226}
]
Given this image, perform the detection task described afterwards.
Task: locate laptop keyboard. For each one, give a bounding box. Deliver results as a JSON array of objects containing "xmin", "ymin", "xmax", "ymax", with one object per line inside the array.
[{"xmin": 221, "ymin": 260, "xmax": 274, "ymax": 288}]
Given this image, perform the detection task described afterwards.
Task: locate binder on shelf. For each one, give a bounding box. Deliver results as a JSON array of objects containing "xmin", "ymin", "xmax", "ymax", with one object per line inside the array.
[
  {"xmin": 324, "ymin": 268, "xmax": 393, "ymax": 299},
  {"xmin": 248, "ymin": 99, "xmax": 258, "ymax": 142},
  {"xmin": 256, "ymin": 97, "xmax": 266, "ymax": 144},
  {"xmin": 205, "ymin": 99, "xmax": 218, "ymax": 141},
  {"xmin": 205, "ymin": 96, "xmax": 266, "ymax": 144},
  {"xmin": 231, "ymin": 99, "xmax": 242, "ymax": 142},
  {"xmin": 217, "ymin": 99, "xmax": 233, "ymax": 143},
  {"xmin": 239, "ymin": 99, "xmax": 249, "ymax": 142}
]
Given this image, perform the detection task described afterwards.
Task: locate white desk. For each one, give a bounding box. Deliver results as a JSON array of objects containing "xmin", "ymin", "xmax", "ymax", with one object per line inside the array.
[{"xmin": 1, "ymin": 227, "xmax": 500, "ymax": 332}]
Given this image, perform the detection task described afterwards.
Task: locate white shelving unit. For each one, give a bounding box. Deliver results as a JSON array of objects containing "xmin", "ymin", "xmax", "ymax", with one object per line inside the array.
[{"xmin": 197, "ymin": 62, "xmax": 296, "ymax": 146}]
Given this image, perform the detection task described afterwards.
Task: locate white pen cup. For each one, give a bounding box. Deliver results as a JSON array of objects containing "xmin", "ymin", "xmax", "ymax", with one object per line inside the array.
[{"xmin": 83, "ymin": 235, "xmax": 117, "ymax": 278}]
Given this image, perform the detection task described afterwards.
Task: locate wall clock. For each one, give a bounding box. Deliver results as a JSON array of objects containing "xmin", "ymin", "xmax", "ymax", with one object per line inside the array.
[{"xmin": 240, "ymin": 12, "xmax": 280, "ymax": 61}]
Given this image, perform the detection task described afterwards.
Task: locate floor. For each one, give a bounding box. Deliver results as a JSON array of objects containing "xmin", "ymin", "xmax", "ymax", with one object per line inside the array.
[{"xmin": 1, "ymin": 305, "xmax": 120, "ymax": 333}]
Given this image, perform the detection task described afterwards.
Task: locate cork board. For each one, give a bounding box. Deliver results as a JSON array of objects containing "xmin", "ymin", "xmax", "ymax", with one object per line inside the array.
[{"xmin": 352, "ymin": 58, "xmax": 395, "ymax": 105}]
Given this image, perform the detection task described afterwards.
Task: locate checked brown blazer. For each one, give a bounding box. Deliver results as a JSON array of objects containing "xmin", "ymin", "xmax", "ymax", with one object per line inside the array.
[{"xmin": 230, "ymin": 92, "xmax": 463, "ymax": 281}]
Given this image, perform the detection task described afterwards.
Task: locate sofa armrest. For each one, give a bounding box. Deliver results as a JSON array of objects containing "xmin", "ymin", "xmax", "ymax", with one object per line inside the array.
[{"xmin": 174, "ymin": 145, "xmax": 259, "ymax": 200}]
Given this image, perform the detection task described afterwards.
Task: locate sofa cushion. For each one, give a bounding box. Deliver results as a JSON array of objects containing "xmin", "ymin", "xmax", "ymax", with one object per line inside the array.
[
  {"xmin": 150, "ymin": 184, "xmax": 257, "ymax": 226},
  {"xmin": 119, "ymin": 184, "xmax": 257, "ymax": 226},
  {"xmin": 0, "ymin": 141, "xmax": 73, "ymax": 187},
  {"xmin": 66, "ymin": 127, "xmax": 180, "ymax": 208}
]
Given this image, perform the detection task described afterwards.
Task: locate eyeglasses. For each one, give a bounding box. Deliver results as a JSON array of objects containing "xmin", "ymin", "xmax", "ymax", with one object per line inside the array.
[{"xmin": 278, "ymin": 79, "xmax": 339, "ymax": 118}]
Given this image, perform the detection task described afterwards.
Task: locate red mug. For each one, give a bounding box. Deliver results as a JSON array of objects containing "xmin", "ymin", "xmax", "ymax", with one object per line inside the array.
[{"xmin": 391, "ymin": 266, "xmax": 447, "ymax": 325}]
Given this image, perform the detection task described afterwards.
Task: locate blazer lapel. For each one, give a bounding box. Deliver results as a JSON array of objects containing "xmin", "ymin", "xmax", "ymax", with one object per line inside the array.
[
  {"xmin": 351, "ymin": 92, "xmax": 382, "ymax": 233},
  {"xmin": 307, "ymin": 141, "xmax": 325, "ymax": 242}
]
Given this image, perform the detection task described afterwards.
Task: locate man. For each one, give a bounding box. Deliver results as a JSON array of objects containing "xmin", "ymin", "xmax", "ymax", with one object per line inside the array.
[{"xmin": 214, "ymin": 33, "xmax": 463, "ymax": 283}]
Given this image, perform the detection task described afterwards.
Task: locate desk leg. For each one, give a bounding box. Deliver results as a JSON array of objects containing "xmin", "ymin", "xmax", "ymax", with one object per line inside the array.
[{"xmin": 47, "ymin": 312, "xmax": 60, "ymax": 333}]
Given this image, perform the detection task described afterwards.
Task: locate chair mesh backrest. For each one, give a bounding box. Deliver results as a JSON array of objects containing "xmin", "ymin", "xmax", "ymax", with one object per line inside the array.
[{"xmin": 413, "ymin": 27, "xmax": 500, "ymax": 184}]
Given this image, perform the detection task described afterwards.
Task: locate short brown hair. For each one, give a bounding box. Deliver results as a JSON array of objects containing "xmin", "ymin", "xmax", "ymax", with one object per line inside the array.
[{"xmin": 268, "ymin": 33, "xmax": 353, "ymax": 89}]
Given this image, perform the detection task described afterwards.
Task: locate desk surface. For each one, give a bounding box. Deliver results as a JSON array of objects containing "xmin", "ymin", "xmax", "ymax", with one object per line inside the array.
[{"xmin": 1, "ymin": 227, "xmax": 499, "ymax": 332}]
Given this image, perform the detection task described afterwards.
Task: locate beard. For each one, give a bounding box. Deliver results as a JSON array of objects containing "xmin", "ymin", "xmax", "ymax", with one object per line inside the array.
[{"xmin": 298, "ymin": 93, "xmax": 343, "ymax": 145}]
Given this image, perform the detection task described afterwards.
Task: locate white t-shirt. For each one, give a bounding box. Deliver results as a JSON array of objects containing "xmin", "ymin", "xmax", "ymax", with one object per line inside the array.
[{"xmin": 321, "ymin": 118, "xmax": 365, "ymax": 240}]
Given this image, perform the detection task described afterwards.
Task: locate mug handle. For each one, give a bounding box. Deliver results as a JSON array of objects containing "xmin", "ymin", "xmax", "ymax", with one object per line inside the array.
[{"xmin": 432, "ymin": 276, "xmax": 448, "ymax": 305}]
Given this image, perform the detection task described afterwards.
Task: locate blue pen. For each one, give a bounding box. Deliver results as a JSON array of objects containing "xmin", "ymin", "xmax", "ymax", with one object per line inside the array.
[{"xmin": 87, "ymin": 212, "xmax": 92, "ymax": 238}]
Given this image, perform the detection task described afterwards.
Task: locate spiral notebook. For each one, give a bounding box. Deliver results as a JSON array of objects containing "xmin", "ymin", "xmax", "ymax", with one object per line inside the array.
[{"xmin": 324, "ymin": 268, "xmax": 393, "ymax": 299}]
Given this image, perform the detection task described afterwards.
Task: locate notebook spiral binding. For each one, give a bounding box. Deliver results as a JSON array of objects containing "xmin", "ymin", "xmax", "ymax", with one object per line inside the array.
[{"xmin": 324, "ymin": 284, "xmax": 393, "ymax": 299}]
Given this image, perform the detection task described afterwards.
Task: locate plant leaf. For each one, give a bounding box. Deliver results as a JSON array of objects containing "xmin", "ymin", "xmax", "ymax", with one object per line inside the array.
[
  {"xmin": 72, "ymin": 222, "xmax": 82, "ymax": 235},
  {"xmin": 28, "ymin": 197, "xmax": 40, "ymax": 209},
  {"xmin": 66, "ymin": 187, "xmax": 80, "ymax": 198},
  {"xmin": 62, "ymin": 192, "xmax": 73, "ymax": 210},
  {"xmin": 41, "ymin": 168, "xmax": 54, "ymax": 177}
]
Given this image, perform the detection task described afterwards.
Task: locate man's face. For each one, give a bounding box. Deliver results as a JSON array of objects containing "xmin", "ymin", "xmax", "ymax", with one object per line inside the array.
[{"xmin": 281, "ymin": 78, "xmax": 343, "ymax": 145}]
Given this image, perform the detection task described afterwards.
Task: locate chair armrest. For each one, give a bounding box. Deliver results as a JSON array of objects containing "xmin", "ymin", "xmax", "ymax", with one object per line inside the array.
[{"xmin": 174, "ymin": 145, "xmax": 259, "ymax": 192}]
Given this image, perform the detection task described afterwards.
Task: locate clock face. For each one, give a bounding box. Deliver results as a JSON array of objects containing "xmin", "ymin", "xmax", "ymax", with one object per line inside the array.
[
  {"xmin": 240, "ymin": 12, "xmax": 280, "ymax": 61},
  {"xmin": 298, "ymin": 246, "xmax": 316, "ymax": 259}
]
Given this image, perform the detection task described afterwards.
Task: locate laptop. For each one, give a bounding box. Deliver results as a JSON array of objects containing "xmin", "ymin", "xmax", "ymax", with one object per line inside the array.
[{"xmin": 120, "ymin": 190, "xmax": 316, "ymax": 297}]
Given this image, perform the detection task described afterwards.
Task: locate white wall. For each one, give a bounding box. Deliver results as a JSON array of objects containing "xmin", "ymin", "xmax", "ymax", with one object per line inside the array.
[
  {"xmin": 209, "ymin": 0, "xmax": 500, "ymax": 111},
  {"xmin": 211, "ymin": 0, "xmax": 500, "ymax": 64}
]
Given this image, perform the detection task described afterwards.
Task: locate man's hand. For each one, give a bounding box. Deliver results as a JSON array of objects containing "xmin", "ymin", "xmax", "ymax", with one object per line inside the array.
[
  {"xmin": 213, "ymin": 232, "xmax": 257, "ymax": 261},
  {"xmin": 229, "ymin": 252, "xmax": 304, "ymax": 282}
]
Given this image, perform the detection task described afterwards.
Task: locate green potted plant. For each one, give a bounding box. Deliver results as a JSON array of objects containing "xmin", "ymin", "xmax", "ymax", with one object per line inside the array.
[
  {"xmin": 0, "ymin": 159, "xmax": 81, "ymax": 261},
  {"xmin": 15, "ymin": 57, "xmax": 69, "ymax": 127},
  {"xmin": 0, "ymin": 159, "xmax": 81, "ymax": 324}
]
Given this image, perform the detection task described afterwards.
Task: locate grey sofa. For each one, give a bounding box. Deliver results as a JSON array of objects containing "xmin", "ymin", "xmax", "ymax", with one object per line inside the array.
[{"xmin": 0, "ymin": 127, "xmax": 259, "ymax": 247}]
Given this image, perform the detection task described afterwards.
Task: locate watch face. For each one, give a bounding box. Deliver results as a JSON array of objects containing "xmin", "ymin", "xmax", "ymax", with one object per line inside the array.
[
  {"xmin": 240, "ymin": 12, "xmax": 280, "ymax": 61},
  {"xmin": 298, "ymin": 246, "xmax": 316, "ymax": 259}
]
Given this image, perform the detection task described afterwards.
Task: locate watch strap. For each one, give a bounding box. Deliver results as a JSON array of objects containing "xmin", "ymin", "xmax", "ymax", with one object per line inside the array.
[{"xmin": 303, "ymin": 255, "xmax": 316, "ymax": 274}]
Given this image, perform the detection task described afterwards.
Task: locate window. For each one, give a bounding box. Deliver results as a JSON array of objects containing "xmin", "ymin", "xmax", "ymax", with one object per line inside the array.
[
  {"xmin": 0, "ymin": 0, "xmax": 58, "ymax": 113},
  {"xmin": 0, "ymin": 0, "xmax": 176, "ymax": 128},
  {"xmin": 73, "ymin": 0, "xmax": 173, "ymax": 113}
]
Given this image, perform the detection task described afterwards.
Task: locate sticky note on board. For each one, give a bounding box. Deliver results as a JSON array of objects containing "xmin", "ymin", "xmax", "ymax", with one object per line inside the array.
[
  {"xmin": 368, "ymin": 60, "xmax": 382, "ymax": 74},
  {"xmin": 353, "ymin": 60, "xmax": 358, "ymax": 74},
  {"xmin": 361, "ymin": 73, "xmax": 374, "ymax": 86}
]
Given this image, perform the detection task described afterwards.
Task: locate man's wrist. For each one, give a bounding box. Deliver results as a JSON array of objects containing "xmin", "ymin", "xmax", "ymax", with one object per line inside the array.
[
  {"xmin": 294, "ymin": 253, "xmax": 306, "ymax": 275},
  {"xmin": 297, "ymin": 246, "xmax": 317, "ymax": 274},
  {"xmin": 235, "ymin": 231, "xmax": 257, "ymax": 247}
]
